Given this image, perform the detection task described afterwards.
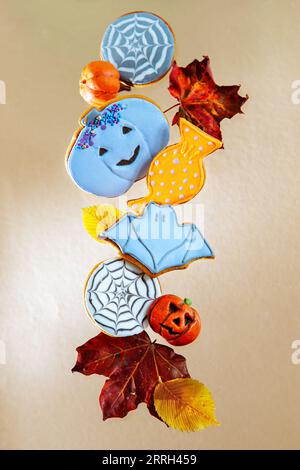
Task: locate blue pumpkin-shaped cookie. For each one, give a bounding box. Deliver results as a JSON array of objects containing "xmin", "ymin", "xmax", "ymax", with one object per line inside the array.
[{"xmin": 66, "ymin": 96, "xmax": 170, "ymax": 197}]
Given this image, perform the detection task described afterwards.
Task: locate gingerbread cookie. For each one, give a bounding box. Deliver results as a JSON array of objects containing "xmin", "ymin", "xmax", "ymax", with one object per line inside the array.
[
  {"xmin": 128, "ymin": 118, "xmax": 222, "ymax": 212},
  {"xmin": 99, "ymin": 202, "xmax": 213, "ymax": 277},
  {"xmin": 85, "ymin": 257, "xmax": 161, "ymax": 336},
  {"xmin": 66, "ymin": 96, "xmax": 170, "ymax": 197},
  {"xmin": 101, "ymin": 12, "xmax": 175, "ymax": 85}
]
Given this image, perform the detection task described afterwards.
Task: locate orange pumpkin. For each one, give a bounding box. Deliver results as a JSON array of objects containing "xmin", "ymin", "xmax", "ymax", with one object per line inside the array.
[
  {"xmin": 79, "ymin": 61, "xmax": 122, "ymax": 107},
  {"xmin": 148, "ymin": 295, "xmax": 201, "ymax": 346}
]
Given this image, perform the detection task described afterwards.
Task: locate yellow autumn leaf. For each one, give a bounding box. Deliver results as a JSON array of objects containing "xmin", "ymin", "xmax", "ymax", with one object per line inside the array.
[
  {"xmin": 154, "ymin": 378, "xmax": 220, "ymax": 432},
  {"xmin": 82, "ymin": 205, "xmax": 124, "ymax": 242}
]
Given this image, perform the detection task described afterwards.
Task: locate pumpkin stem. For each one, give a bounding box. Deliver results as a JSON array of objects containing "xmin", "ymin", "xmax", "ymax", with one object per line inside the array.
[
  {"xmin": 119, "ymin": 81, "xmax": 132, "ymax": 92},
  {"xmin": 184, "ymin": 298, "xmax": 192, "ymax": 306}
]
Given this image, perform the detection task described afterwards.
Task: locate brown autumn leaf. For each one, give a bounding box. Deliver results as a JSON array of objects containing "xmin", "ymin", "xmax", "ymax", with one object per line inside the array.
[
  {"xmin": 168, "ymin": 56, "xmax": 248, "ymax": 140},
  {"xmin": 72, "ymin": 331, "xmax": 190, "ymax": 421}
]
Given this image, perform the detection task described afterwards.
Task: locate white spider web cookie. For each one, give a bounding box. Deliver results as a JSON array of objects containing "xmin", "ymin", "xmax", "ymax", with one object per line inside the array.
[
  {"xmin": 101, "ymin": 11, "xmax": 175, "ymax": 85},
  {"xmin": 84, "ymin": 257, "xmax": 161, "ymax": 336}
]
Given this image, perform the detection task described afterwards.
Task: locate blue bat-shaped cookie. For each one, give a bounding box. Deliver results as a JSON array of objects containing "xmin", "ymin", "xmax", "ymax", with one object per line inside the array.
[{"xmin": 99, "ymin": 202, "xmax": 213, "ymax": 276}]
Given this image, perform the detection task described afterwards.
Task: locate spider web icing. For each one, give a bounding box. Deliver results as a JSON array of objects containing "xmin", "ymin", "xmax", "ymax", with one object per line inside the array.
[
  {"xmin": 101, "ymin": 12, "xmax": 174, "ymax": 84},
  {"xmin": 85, "ymin": 258, "xmax": 161, "ymax": 336}
]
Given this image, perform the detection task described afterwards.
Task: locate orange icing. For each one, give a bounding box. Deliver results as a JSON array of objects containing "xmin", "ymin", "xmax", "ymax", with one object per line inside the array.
[{"xmin": 128, "ymin": 118, "xmax": 222, "ymax": 212}]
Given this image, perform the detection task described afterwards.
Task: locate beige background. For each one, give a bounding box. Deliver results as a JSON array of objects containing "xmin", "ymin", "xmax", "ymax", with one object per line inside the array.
[{"xmin": 1, "ymin": 0, "xmax": 300, "ymax": 450}]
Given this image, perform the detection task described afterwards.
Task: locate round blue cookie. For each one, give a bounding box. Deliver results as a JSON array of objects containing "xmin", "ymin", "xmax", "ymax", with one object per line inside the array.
[
  {"xmin": 67, "ymin": 97, "xmax": 170, "ymax": 197},
  {"xmin": 101, "ymin": 12, "xmax": 175, "ymax": 85}
]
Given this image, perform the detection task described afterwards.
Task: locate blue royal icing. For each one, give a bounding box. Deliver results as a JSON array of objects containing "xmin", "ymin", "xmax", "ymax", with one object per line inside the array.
[
  {"xmin": 76, "ymin": 103, "xmax": 126, "ymax": 149},
  {"xmin": 100, "ymin": 203, "xmax": 214, "ymax": 275},
  {"xmin": 101, "ymin": 12, "xmax": 175, "ymax": 85},
  {"xmin": 67, "ymin": 97, "xmax": 170, "ymax": 197}
]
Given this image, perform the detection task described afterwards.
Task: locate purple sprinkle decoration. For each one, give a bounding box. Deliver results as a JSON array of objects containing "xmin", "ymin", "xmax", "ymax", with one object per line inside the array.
[{"xmin": 76, "ymin": 103, "xmax": 126, "ymax": 150}]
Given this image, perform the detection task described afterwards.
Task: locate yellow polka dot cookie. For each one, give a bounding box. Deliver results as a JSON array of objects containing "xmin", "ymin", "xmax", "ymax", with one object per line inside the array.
[{"xmin": 128, "ymin": 118, "xmax": 222, "ymax": 212}]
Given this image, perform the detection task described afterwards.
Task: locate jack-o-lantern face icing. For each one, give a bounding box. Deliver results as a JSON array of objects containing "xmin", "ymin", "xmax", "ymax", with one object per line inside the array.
[
  {"xmin": 148, "ymin": 295, "xmax": 201, "ymax": 346},
  {"xmin": 67, "ymin": 97, "xmax": 170, "ymax": 197}
]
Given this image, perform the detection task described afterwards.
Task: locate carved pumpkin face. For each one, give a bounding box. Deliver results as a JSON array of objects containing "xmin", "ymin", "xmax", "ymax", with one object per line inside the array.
[
  {"xmin": 148, "ymin": 295, "xmax": 201, "ymax": 346},
  {"xmin": 79, "ymin": 61, "xmax": 121, "ymax": 107},
  {"xmin": 67, "ymin": 97, "xmax": 170, "ymax": 197}
]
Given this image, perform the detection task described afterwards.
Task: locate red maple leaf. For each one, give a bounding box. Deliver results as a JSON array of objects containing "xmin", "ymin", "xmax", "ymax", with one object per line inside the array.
[
  {"xmin": 72, "ymin": 331, "xmax": 190, "ymax": 421},
  {"xmin": 168, "ymin": 56, "xmax": 248, "ymax": 141}
]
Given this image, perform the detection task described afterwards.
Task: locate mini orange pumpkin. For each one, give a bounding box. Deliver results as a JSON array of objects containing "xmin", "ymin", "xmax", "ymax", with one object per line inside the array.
[
  {"xmin": 148, "ymin": 295, "xmax": 201, "ymax": 346},
  {"xmin": 79, "ymin": 61, "xmax": 129, "ymax": 107}
]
